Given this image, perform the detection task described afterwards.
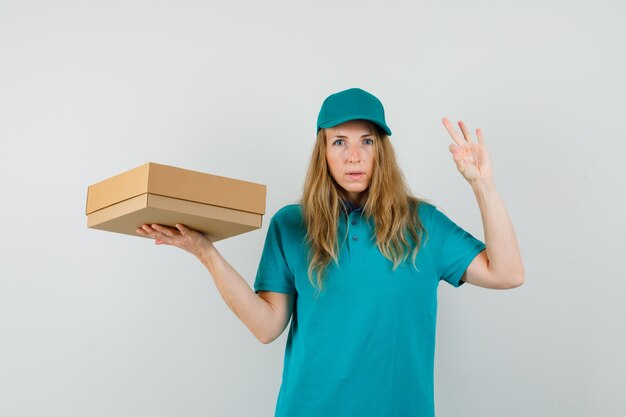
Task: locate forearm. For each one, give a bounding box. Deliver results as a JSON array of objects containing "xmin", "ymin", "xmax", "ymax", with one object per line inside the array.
[
  {"xmin": 197, "ymin": 246, "xmax": 275, "ymax": 343},
  {"xmin": 471, "ymin": 180, "xmax": 525, "ymax": 283}
]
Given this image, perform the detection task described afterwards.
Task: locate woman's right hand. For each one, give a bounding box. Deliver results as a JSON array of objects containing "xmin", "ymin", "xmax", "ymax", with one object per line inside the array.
[{"xmin": 135, "ymin": 223, "xmax": 215, "ymax": 259}]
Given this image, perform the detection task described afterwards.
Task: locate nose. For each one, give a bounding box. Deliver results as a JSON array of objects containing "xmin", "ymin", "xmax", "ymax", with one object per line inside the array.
[{"xmin": 347, "ymin": 143, "xmax": 361, "ymax": 163}]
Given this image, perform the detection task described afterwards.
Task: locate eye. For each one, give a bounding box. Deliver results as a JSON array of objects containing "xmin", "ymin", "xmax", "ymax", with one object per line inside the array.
[
  {"xmin": 332, "ymin": 139, "xmax": 345, "ymax": 146},
  {"xmin": 363, "ymin": 138, "xmax": 374, "ymax": 145}
]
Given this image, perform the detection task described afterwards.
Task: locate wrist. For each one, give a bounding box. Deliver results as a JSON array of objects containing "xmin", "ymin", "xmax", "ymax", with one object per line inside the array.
[
  {"xmin": 197, "ymin": 243, "xmax": 219, "ymax": 267},
  {"xmin": 471, "ymin": 178, "xmax": 496, "ymax": 193}
]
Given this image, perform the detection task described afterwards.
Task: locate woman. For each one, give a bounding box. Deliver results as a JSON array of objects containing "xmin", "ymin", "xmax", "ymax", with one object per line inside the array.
[{"xmin": 136, "ymin": 87, "xmax": 525, "ymax": 417}]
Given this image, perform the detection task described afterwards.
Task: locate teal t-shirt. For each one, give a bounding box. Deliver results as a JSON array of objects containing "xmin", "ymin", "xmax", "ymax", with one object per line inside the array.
[{"xmin": 253, "ymin": 201, "xmax": 486, "ymax": 417}]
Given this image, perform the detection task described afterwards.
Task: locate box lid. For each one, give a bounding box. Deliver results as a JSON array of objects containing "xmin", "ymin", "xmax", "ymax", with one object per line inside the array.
[{"xmin": 86, "ymin": 162, "xmax": 266, "ymax": 215}]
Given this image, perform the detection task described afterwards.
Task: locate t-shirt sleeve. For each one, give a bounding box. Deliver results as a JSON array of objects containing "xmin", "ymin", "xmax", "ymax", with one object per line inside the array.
[
  {"xmin": 428, "ymin": 205, "xmax": 486, "ymax": 288},
  {"xmin": 253, "ymin": 215, "xmax": 297, "ymax": 295}
]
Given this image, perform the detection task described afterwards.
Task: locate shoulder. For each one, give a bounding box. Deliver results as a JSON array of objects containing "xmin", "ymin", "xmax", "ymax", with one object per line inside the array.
[
  {"xmin": 416, "ymin": 200, "xmax": 437, "ymax": 224},
  {"xmin": 270, "ymin": 204, "xmax": 304, "ymax": 229},
  {"xmin": 417, "ymin": 200, "xmax": 435, "ymax": 215},
  {"xmin": 272, "ymin": 203, "xmax": 302, "ymax": 220}
]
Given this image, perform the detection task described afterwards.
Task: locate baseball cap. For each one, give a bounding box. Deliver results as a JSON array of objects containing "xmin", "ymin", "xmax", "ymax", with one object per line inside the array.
[{"xmin": 316, "ymin": 87, "xmax": 392, "ymax": 136}]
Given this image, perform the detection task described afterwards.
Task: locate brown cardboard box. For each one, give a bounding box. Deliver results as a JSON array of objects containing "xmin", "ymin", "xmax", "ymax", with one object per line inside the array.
[{"xmin": 85, "ymin": 162, "xmax": 266, "ymax": 242}]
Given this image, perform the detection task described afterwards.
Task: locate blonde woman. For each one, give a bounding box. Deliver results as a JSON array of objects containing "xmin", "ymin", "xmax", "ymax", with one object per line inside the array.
[{"xmin": 137, "ymin": 87, "xmax": 525, "ymax": 417}]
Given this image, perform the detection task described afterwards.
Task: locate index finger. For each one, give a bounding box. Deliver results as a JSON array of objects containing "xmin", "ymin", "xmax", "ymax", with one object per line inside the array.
[{"xmin": 441, "ymin": 117, "xmax": 466, "ymax": 147}]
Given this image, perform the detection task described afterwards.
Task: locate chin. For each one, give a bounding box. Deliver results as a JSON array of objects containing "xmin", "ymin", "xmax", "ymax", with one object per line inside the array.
[{"xmin": 340, "ymin": 184, "xmax": 368, "ymax": 194}]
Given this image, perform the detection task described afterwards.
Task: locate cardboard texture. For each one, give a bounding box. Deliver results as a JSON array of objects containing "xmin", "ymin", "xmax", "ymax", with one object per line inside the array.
[{"xmin": 86, "ymin": 162, "xmax": 267, "ymax": 242}]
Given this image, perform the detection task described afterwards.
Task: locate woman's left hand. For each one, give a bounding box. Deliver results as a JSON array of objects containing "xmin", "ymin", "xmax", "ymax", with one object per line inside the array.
[{"xmin": 441, "ymin": 117, "xmax": 494, "ymax": 185}]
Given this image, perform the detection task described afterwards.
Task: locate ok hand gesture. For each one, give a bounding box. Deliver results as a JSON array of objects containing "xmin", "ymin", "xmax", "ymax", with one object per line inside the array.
[{"xmin": 442, "ymin": 117, "xmax": 494, "ymax": 186}]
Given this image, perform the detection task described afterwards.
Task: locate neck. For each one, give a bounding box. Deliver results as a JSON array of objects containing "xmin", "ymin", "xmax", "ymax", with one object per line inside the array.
[{"xmin": 343, "ymin": 191, "xmax": 367, "ymax": 209}]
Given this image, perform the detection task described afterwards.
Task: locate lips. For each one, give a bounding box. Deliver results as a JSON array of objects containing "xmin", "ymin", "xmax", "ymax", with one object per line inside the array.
[{"xmin": 346, "ymin": 171, "xmax": 365, "ymax": 179}]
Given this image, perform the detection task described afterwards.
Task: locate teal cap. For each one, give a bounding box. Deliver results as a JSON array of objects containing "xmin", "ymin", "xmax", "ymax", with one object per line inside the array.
[
  {"xmin": 317, "ymin": 88, "xmax": 391, "ymax": 136},
  {"xmin": 316, "ymin": 87, "xmax": 392, "ymax": 136}
]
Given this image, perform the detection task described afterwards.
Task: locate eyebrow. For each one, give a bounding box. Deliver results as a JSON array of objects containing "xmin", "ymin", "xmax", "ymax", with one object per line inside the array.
[{"xmin": 331, "ymin": 133, "xmax": 373, "ymax": 139}]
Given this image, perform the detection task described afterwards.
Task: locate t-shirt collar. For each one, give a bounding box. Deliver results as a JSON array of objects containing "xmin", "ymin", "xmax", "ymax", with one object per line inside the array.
[{"xmin": 341, "ymin": 199, "xmax": 363, "ymax": 214}]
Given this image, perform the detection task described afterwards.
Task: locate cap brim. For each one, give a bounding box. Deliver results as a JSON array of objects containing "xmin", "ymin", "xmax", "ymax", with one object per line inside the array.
[{"xmin": 319, "ymin": 115, "xmax": 392, "ymax": 136}]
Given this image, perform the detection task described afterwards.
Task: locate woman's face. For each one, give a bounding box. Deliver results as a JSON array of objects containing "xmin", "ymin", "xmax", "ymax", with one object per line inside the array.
[{"xmin": 325, "ymin": 119, "xmax": 376, "ymax": 207}]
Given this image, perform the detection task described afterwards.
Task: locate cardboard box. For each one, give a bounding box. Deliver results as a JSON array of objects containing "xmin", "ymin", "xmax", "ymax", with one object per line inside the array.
[{"xmin": 85, "ymin": 162, "xmax": 266, "ymax": 242}]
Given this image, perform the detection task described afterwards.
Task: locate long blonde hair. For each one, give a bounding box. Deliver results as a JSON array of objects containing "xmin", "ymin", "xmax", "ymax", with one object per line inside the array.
[{"xmin": 301, "ymin": 121, "xmax": 429, "ymax": 296}]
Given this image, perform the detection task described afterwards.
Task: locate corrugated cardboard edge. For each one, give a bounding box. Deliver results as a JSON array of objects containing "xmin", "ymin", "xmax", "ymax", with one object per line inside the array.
[
  {"xmin": 87, "ymin": 193, "xmax": 262, "ymax": 229},
  {"xmin": 86, "ymin": 162, "xmax": 267, "ymax": 215},
  {"xmin": 86, "ymin": 193, "xmax": 263, "ymax": 242},
  {"xmin": 85, "ymin": 163, "xmax": 150, "ymax": 215}
]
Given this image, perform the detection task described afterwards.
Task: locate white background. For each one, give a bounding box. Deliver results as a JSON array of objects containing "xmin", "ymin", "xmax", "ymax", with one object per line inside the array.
[{"xmin": 1, "ymin": 0, "xmax": 624, "ymax": 416}]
